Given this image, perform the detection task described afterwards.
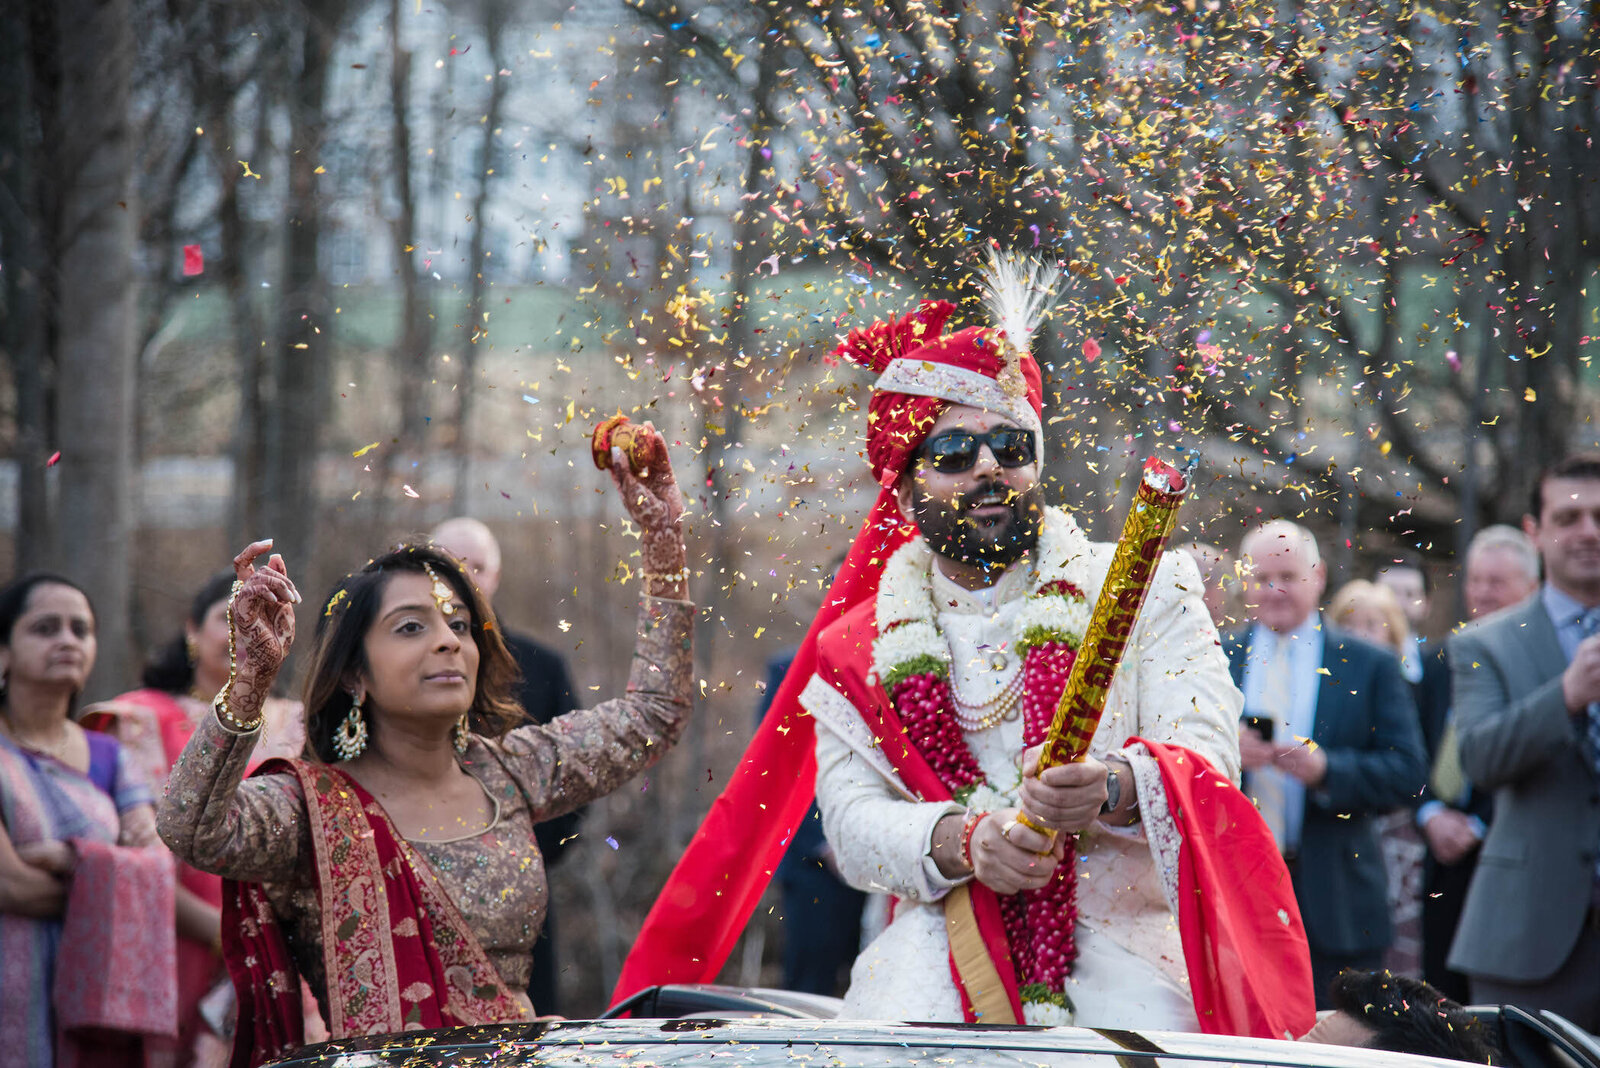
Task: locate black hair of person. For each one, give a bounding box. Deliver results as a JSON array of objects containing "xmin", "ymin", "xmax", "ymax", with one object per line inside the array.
[
  {"xmin": 1329, "ymin": 970, "xmax": 1500, "ymax": 1065},
  {"xmin": 142, "ymin": 571, "xmax": 238, "ymax": 693},
  {"xmin": 1529, "ymin": 453, "xmax": 1600, "ymax": 519}
]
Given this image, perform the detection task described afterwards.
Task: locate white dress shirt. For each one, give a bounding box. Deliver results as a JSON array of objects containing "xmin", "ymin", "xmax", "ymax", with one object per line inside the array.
[{"xmin": 1241, "ymin": 613, "xmax": 1324, "ymax": 854}]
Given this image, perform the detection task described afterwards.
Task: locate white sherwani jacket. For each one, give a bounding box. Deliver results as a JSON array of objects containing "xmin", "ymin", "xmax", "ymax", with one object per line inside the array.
[{"xmin": 803, "ymin": 508, "xmax": 1242, "ymax": 1028}]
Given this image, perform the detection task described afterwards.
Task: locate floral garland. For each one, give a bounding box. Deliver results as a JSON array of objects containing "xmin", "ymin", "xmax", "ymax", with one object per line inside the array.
[{"xmin": 873, "ymin": 510, "xmax": 1091, "ymax": 1024}]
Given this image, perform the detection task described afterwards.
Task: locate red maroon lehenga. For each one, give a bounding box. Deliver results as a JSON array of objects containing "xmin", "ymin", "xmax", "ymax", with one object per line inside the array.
[{"xmin": 158, "ymin": 597, "xmax": 693, "ymax": 1067}]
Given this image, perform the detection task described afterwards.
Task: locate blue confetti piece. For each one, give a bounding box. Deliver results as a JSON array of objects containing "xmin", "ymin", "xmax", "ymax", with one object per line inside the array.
[
  {"xmin": 523, "ymin": 394, "xmax": 539, "ymax": 404},
  {"xmin": 605, "ymin": 836, "xmax": 619, "ymax": 850}
]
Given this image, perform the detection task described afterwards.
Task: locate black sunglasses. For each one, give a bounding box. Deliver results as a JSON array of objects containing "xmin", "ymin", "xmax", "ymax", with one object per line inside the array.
[{"xmin": 918, "ymin": 427, "xmax": 1037, "ymax": 474}]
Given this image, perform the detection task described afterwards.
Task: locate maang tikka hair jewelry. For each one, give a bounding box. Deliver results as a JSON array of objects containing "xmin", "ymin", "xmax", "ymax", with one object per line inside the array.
[
  {"xmin": 422, "ymin": 562, "xmax": 457, "ymax": 616},
  {"xmin": 334, "ymin": 692, "xmax": 369, "ymax": 761}
]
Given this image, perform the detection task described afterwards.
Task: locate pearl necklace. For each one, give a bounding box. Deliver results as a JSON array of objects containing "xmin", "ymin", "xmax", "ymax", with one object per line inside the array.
[{"xmin": 948, "ymin": 657, "xmax": 1025, "ymax": 731}]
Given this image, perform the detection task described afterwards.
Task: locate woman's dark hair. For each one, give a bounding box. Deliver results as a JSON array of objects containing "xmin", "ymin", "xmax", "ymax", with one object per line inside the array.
[
  {"xmin": 0, "ymin": 573, "xmax": 94, "ymax": 648},
  {"xmin": 1330, "ymin": 970, "xmax": 1500, "ymax": 1064},
  {"xmin": 301, "ymin": 542, "xmax": 523, "ymax": 763},
  {"xmin": 142, "ymin": 570, "xmax": 238, "ymax": 693}
]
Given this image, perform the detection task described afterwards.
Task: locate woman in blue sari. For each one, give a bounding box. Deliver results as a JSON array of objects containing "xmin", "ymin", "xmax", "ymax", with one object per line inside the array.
[{"xmin": 0, "ymin": 573, "xmax": 174, "ymax": 1067}]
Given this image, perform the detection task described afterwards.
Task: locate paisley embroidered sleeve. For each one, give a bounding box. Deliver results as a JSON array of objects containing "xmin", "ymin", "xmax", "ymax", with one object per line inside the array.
[
  {"xmin": 812, "ymin": 711, "xmax": 965, "ymax": 902},
  {"xmin": 494, "ymin": 596, "xmax": 693, "ymax": 822},
  {"xmin": 155, "ymin": 707, "xmax": 310, "ymax": 884},
  {"xmin": 1128, "ymin": 551, "xmax": 1243, "ymax": 783}
]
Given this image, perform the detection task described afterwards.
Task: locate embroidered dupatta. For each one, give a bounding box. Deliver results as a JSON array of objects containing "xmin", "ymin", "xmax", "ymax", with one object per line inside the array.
[
  {"xmin": 223, "ymin": 761, "xmax": 527, "ymax": 1068},
  {"xmin": 0, "ymin": 732, "xmax": 174, "ymax": 1068}
]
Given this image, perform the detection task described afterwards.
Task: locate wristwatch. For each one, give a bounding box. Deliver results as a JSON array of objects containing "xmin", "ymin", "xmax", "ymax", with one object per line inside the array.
[{"xmin": 1099, "ymin": 764, "xmax": 1123, "ymax": 815}]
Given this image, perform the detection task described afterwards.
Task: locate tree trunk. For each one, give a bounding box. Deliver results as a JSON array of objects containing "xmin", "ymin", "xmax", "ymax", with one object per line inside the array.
[
  {"xmin": 50, "ymin": 0, "xmax": 137, "ymax": 695},
  {"xmin": 0, "ymin": 2, "xmax": 59, "ymax": 572},
  {"xmin": 381, "ymin": 0, "xmax": 433, "ymax": 518},
  {"xmin": 453, "ymin": 0, "xmax": 510, "ymax": 508},
  {"xmin": 202, "ymin": 15, "xmax": 271, "ymax": 553},
  {"xmin": 263, "ymin": 17, "xmax": 336, "ymax": 575}
]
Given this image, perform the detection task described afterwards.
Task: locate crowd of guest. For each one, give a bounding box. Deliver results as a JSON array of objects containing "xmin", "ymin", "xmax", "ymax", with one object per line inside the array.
[{"xmin": 2, "ymin": 448, "xmax": 1597, "ymax": 1065}]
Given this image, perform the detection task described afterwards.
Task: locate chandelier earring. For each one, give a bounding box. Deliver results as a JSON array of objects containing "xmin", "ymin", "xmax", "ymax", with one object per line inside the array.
[
  {"xmin": 452, "ymin": 712, "xmax": 471, "ymax": 755},
  {"xmin": 184, "ymin": 635, "xmax": 199, "ymax": 667},
  {"xmin": 333, "ymin": 692, "xmax": 369, "ymax": 761}
]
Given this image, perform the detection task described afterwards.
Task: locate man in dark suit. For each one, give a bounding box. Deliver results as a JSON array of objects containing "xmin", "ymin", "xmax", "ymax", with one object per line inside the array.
[
  {"xmin": 1414, "ymin": 525, "xmax": 1539, "ymax": 1001},
  {"xmin": 1448, "ymin": 455, "xmax": 1600, "ymax": 1028},
  {"xmin": 1224, "ymin": 520, "xmax": 1428, "ymax": 1006},
  {"xmin": 433, "ymin": 517, "xmax": 580, "ymax": 1016}
]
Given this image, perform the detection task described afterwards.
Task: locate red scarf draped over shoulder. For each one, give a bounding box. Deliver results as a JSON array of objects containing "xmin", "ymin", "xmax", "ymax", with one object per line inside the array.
[
  {"xmin": 223, "ymin": 761, "xmax": 528, "ymax": 1068},
  {"xmin": 810, "ymin": 598, "xmax": 1027, "ymax": 1024},
  {"xmin": 1135, "ymin": 739, "xmax": 1315, "ymax": 1039}
]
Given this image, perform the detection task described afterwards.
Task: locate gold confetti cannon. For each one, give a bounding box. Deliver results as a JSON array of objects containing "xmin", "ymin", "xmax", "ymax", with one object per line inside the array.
[{"xmin": 1039, "ymin": 456, "xmax": 1193, "ymax": 771}]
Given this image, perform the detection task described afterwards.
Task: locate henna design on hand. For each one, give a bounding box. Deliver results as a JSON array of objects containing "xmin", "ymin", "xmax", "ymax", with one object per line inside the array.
[
  {"xmin": 606, "ymin": 424, "xmax": 688, "ymax": 597},
  {"xmin": 226, "ymin": 540, "xmax": 302, "ymax": 723}
]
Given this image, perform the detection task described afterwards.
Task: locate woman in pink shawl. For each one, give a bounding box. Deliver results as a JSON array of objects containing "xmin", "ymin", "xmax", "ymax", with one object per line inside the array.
[
  {"xmin": 85, "ymin": 571, "xmax": 306, "ymax": 1067},
  {"xmin": 0, "ymin": 573, "xmax": 177, "ymax": 1067},
  {"xmin": 88, "ymin": 575, "xmax": 308, "ymax": 1068}
]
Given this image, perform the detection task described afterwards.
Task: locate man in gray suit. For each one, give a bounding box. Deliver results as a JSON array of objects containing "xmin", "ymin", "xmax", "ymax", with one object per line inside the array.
[{"xmin": 1449, "ymin": 454, "xmax": 1600, "ymax": 1028}]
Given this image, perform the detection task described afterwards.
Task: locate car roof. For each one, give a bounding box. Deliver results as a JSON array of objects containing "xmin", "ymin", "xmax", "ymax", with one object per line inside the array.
[{"xmin": 266, "ymin": 1017, "xmax": 1481, "ymax": 1068}]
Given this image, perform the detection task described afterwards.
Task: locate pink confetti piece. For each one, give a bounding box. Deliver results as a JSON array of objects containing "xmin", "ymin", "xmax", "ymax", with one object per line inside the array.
[
  {"xmin": 1083, "ymin": 338, "xmax": 1102, "ymax": 362},
  {"xmin": 46, "ymin": 451, "xmax": 60, "ymax": 467},
  {"xmin": 182, "ymin": 244, "xmax": 204, "ymax": 276}
]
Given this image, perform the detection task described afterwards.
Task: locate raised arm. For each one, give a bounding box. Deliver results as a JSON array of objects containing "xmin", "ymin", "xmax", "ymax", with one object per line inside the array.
[
  {"xmin": 493, "ymin": 420, "xmax": 693, "ymax": 819},
  {"xmin": 1451, "ymin": 627, "xmax": 1577, "ymax": 790},
  {"xmin": 156, "ymin": 539, "xmax": 309, "ymax": 883},
  {"xmin": 495, "ymin": 595, "xmax": 693, "ymax": 821}
]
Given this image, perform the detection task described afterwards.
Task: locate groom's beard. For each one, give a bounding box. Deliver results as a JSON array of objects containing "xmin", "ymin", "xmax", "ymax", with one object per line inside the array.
[{"xmin": 911, "ymin": 479, "xmax": 1045, "ymax": 572}]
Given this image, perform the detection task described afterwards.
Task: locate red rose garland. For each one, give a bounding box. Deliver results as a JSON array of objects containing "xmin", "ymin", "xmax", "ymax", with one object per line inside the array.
[{"xmin": 888, "ymin": 628, "xmax": 1081, "ymax": 1003}]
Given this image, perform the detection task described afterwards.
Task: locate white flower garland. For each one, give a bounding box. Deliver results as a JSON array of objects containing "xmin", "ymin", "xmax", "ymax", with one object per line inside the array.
[
  {"xmin": 1023, "ymin": 1000, "xmax": 1075, "ymax": 1027},
  {"xmin": 872, "ymin": 506, "xmax": 1093, "ymax": 684}
]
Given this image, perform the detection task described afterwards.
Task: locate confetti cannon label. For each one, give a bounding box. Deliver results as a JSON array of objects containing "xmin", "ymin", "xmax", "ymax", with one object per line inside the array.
[{"xmin": 1040, "ymin": 457, "xmax": 1191, "ymax": 769}]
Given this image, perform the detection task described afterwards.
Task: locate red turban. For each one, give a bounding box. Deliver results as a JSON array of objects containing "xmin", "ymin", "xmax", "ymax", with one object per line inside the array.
[{"xmin": 833, "ymin": 300, "xmax": 1045, "ymax": 488}]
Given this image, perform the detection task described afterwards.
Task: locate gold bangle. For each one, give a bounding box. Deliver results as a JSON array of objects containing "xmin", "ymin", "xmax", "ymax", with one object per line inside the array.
[
  {"xmin": 642, "ymin": 566, "xmax": 690, "ymax": 585},
  {"xmin": 212, "ymin": 582, "xmax": 262, "ymax": 733},
  {"xmin": 212, "ymin": 689, "xmax": 262, "ymax": 734}
]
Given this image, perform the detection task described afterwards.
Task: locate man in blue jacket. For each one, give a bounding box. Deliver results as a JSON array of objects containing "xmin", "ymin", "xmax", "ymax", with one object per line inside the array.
[{"xmin": 1224, "ymin": 520, "xmax": 1428, "ymax": 1006}]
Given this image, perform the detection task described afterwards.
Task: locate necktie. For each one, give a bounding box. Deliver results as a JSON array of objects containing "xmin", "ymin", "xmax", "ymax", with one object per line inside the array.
[
  {"xmin": 1430, "ymin": 722, "xmax": 1468, "ymax": 808},
  {"xmin": 1578, "ymin": 609, "xmax": 1600, "ymax": 890},
  {"xmin": 1250, "ymin": 641, "xmax": 1294, "ymax": 852},
  {"xmin": 1580, "ymin": 609, "xmax": 1600, "ymax": 775}
]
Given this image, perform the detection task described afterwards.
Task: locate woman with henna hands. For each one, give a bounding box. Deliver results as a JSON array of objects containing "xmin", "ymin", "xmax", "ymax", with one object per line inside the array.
[{"xmin": 157, "ymin": 426, "xmax": 691, "ymax": 1067}]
